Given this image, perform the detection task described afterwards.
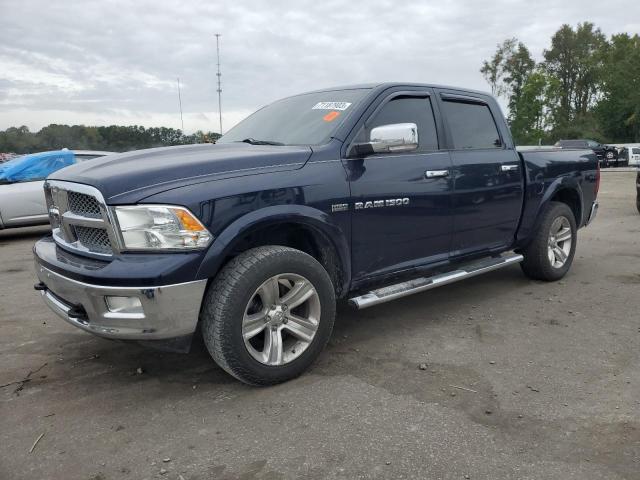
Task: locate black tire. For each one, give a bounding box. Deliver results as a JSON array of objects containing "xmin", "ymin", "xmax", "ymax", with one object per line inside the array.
[
  {"xmin": 201, "ymin": 246, "xmax": 336, "ymax": 386},
  {"xmin": 520, "ymin": 201, "xmax": 577, "ymax": 281},
  {"xmin": 636, "ymin": 197, "xmax": 640, "ymax": 215}
]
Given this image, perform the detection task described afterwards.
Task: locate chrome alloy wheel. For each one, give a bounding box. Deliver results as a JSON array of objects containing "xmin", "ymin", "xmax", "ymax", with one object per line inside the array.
[
  {"xmin": 242, "ymin": 273, "xmax": 321, "ymax": 366},
  {"xmin": 547, "ymin": 216, "xmax": 572, "ymax": 268}
]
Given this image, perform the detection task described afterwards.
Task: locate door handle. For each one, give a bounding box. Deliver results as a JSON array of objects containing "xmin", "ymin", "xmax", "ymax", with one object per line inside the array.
[
  {"xmin": 425, "ymin": 170, "xmax": 449, "ymax": 178},
  {"xmin": 501, "ymin": 164, "xmax": 519, "ymax": 172}
]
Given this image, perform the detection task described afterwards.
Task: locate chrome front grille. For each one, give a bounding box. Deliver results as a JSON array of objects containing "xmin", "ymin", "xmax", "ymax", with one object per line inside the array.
[
  {"xmin": 68, "ymin": 191, "xmax": 101, "ymax": 217},
  {"xmin": 44, "ymin": 181, "xmax": 118, "ymax": 258},
  {"xmin": 73, "ymin": 226, "xmax": 112, "ymax": 255}
]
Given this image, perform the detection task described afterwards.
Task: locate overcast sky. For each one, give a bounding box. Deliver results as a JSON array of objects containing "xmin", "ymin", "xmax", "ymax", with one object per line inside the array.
[{"xmin": 1, "ymin": 0, "xmax": 639, "ymax": 134}]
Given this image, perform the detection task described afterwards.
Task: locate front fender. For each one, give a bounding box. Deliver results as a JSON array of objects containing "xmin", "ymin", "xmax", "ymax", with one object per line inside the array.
[{"xmin": 195, "ymin": 204, "xmax": 351, "ymax": 294}]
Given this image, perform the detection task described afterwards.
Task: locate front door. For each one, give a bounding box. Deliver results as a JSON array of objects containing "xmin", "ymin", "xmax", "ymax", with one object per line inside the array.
[{"xmin": 345, "ymin": 90, "xmax": 454, "ymax": 281}]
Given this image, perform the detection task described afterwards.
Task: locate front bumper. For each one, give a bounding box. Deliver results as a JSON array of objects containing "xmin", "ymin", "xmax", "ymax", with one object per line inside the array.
[{"xmin": 35, "ymin": 262, "xmax": 207, "ymax": 341}]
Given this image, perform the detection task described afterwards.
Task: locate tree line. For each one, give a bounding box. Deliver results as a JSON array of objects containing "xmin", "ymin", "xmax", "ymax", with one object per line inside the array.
[
  {"xmin": 481, "ymin": 22, "xmax": 640, "ymax": 145},
  {"xmin": 0, "ymin": 124, "xmax": 221, "ymax": 154}
]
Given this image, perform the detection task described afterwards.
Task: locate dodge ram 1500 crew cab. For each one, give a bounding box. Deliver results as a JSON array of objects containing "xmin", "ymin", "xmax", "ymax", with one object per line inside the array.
[{"xmin": 33, "ymin": 83, "xmax": 599, "ymax": 385}]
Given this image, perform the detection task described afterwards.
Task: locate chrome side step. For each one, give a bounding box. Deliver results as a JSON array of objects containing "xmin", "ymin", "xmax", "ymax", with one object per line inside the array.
[{"xmin": 348, "ymin": 253, "xmax": 524, "ymax": 309}]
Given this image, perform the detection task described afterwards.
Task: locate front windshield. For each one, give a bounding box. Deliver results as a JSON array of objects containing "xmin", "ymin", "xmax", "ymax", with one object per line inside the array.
[{"xmin": 218, "ymin": 88, "xmax": 370, "ymax": 146}]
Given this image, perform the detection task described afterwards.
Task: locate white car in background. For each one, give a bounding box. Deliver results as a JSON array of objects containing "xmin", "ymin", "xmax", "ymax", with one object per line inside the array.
[{"xmin": 0, "ymin": 150, "xmax": 114, "ymax": 229}]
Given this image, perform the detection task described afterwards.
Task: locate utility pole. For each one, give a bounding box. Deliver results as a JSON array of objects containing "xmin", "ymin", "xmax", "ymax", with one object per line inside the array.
[
  {"xmin": 177, "ymin": 77, "xmax": 184, "ymax": 132},
  {"xmin": 215, "ymin": 33, "xmax": 223, "ymax": 136}
]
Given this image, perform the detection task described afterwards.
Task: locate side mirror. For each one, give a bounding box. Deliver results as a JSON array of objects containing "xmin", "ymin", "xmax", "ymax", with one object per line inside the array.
[{"xmin": 352, "ymin": 123, "xmax": 419, "ymax": 156}]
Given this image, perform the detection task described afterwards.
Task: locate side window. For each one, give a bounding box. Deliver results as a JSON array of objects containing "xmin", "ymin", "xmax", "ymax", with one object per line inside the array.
[
  {"xmin": 442, "ymin": 100, "xmax": 502, "ymax": 149},
  {"xmin": 355, "ymin": 96, "xmax": 439, "ymax": 152}
]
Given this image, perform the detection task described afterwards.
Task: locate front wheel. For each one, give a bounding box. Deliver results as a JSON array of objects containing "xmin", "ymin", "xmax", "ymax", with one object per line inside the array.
[
  {"xmin": 201, "ymin": 246, "xmax": 336, "ymax": 385},
  {"xmin": 520, "ymin": 202, "xmax": 577, "ymax": 281}
]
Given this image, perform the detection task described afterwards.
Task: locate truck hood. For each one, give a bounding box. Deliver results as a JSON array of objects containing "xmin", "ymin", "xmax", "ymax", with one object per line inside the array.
[{"xmin": 49, "ymin": 143, "xmax": 312, "ymax": 203}]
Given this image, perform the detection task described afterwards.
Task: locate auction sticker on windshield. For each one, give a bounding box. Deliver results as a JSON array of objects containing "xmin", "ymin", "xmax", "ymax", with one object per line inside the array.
[
  {"xmin": 312, "ymin": 102, "xmax": 352, "ymax": 111},
  {"xmin": 323, "ymin": 111, "xmax": 341, "ymax": 122}
]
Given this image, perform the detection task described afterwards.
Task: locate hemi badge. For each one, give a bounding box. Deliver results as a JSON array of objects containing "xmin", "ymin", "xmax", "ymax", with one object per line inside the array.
[{"xmin": 331, "ymin": 203, "xmax": 349, "ymax": 213}]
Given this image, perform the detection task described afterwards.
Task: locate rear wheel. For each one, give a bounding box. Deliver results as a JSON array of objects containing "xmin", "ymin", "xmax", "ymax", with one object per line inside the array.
[
  {"xmin": 520, "ymin": 202, "xmax": 577, "ymax": 281},
  {"xmin": 201, "ymin": 246, "xmax": 336, "ymax": 385}
]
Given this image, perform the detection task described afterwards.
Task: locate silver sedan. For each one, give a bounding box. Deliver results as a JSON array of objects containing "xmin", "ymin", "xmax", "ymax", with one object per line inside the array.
[{"xmin": 0, "ymin": 150, "xmax": 113, "ymax": 229}]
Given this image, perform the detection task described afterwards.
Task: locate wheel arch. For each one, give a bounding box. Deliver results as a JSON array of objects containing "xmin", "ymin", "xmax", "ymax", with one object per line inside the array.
[
  {"xmin": 196, "ymin": 205, "xmax": 351, "ymax": 297},
  {"xmin": 516, "ymin": 177, "xmax": 584, "ymax": 250},
  {"xmin": 549, "ymin": 187, "xmax": 582, "ymax": 227},
  {"xmin": 537, "ymin": 175, "xmax": 584, "ymax": 226}
]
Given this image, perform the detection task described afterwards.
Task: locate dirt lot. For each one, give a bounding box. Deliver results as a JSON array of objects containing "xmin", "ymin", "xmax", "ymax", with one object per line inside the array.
[{"xmin": 1, "ymin": 172, "xmax": 639, "ymax": 480}]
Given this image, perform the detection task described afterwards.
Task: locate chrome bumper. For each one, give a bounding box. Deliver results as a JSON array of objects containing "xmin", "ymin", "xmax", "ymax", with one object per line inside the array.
[
  {"xmin": 35, "ymin": 263, "xmax": 207, "ymax": 340},
  {"xmin": 586, "ymin": 200, "xmax": 598, "ymax": 226}
]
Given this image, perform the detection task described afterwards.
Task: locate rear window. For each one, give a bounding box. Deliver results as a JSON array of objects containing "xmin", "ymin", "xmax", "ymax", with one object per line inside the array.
[
  {"xmin": 442, "ymin": 101, "xmax": 501, "ymax": 149},
  {"xmin": 633, "ymin": 148, "xmax": 640, "ymax": 155}
]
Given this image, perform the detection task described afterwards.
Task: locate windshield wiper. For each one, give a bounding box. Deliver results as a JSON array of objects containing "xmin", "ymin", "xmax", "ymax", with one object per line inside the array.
[{"xmin": 238, "ymin": 138, "xmax": 285, "ymax": 146}]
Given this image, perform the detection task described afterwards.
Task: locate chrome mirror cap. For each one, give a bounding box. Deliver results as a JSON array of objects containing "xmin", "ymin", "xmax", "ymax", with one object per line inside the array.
[{"xmin": 370, "ymin": 123, "xmax": 419, "ymax": 153}]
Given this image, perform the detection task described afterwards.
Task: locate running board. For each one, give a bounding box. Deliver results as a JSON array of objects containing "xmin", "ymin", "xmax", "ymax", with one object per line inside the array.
[{"xmin": 348, "ymin": 253, "xmax": 524, "ymax": 309}]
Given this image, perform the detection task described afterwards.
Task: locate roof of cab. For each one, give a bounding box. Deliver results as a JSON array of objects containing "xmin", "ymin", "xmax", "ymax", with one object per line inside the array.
[{"xmin": 299, "ymin": 82, "xmax": 492, "ymax": 98}]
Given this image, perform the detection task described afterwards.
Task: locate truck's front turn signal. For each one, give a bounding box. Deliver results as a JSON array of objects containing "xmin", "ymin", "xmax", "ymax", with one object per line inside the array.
[{"xmin": 173, "ymin": 208, "xmax": 205, "ymax": 232}]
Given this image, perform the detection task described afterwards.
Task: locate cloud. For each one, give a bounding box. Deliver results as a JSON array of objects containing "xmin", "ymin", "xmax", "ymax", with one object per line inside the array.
[{"xmin": 0, "ymin": 0, "xmax": 638, "ymax": 133}]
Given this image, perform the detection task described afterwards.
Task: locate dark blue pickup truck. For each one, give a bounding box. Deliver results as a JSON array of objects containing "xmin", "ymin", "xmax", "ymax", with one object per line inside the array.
[{"xmin": 33, "ymin": 83, "xmax": 599, "ymax": 385}]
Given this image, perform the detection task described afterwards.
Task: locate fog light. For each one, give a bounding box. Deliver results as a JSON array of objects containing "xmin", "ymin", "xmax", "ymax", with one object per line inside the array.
[{"xmin": 105, "ymin": 296, "xmax": 143, "ymax": 314}]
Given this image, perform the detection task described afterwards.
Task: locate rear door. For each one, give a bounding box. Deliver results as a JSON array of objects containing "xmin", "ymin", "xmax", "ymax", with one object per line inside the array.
[
  {"xmin": 345, "ymin": 89, "xmax": 454, "ymax": 280},
  {"xmin": 437, "ymin": 92, "xmax": 524, "ymax": 257}
]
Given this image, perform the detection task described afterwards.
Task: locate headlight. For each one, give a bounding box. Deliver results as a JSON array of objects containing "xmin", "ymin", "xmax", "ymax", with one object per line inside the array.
[{"xmin": 114, "ymin": 205, "xmax": 212, "ymax": 251}]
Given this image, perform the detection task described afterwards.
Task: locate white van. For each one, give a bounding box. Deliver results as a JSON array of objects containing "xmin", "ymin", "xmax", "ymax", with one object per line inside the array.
[{"xmin": 629, "ymin": 147, "xmax": 640, "ymax": 167}]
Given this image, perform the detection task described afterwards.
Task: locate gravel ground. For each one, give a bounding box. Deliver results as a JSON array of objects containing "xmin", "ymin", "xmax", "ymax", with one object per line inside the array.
[{"xmin": 1, "ymin": 172, "xmax": 639, "ymax": 480}]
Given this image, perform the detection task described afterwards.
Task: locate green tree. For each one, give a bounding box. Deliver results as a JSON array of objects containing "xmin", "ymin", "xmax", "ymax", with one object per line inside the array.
[
  {"xmin": 481, "ymin": 38, "xmax": 535, "ymax": 111},
  {"xmin": 481, "ymin": 38, "xmax": 518, "ymax": 97},
  {"xmin": 509, "ymin": 70, "xmax": 549, "ymax": 144},
  {"xmin": 596, "ymin": 33, "xmax": 640, "ymax": 142},
  {"xmin": 0, "ymin": 124, "xmax": 222, "ymax": 154},
  {"xmin": 542, "ymin": 22, "xmax": 607, "ymax": 136},
  {"xmin": 481, "ymin": 38, "xmax": 538, "ymax": 143},
  {"xmin": 0, "ymin": 126, "xmax": 38, "ymax": 153}
]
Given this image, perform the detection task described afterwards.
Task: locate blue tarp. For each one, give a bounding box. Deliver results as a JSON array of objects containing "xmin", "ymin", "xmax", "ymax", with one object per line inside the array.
[{"xmin": 0, "ymin": 150, "xmax": 75, "ymax": 183}]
